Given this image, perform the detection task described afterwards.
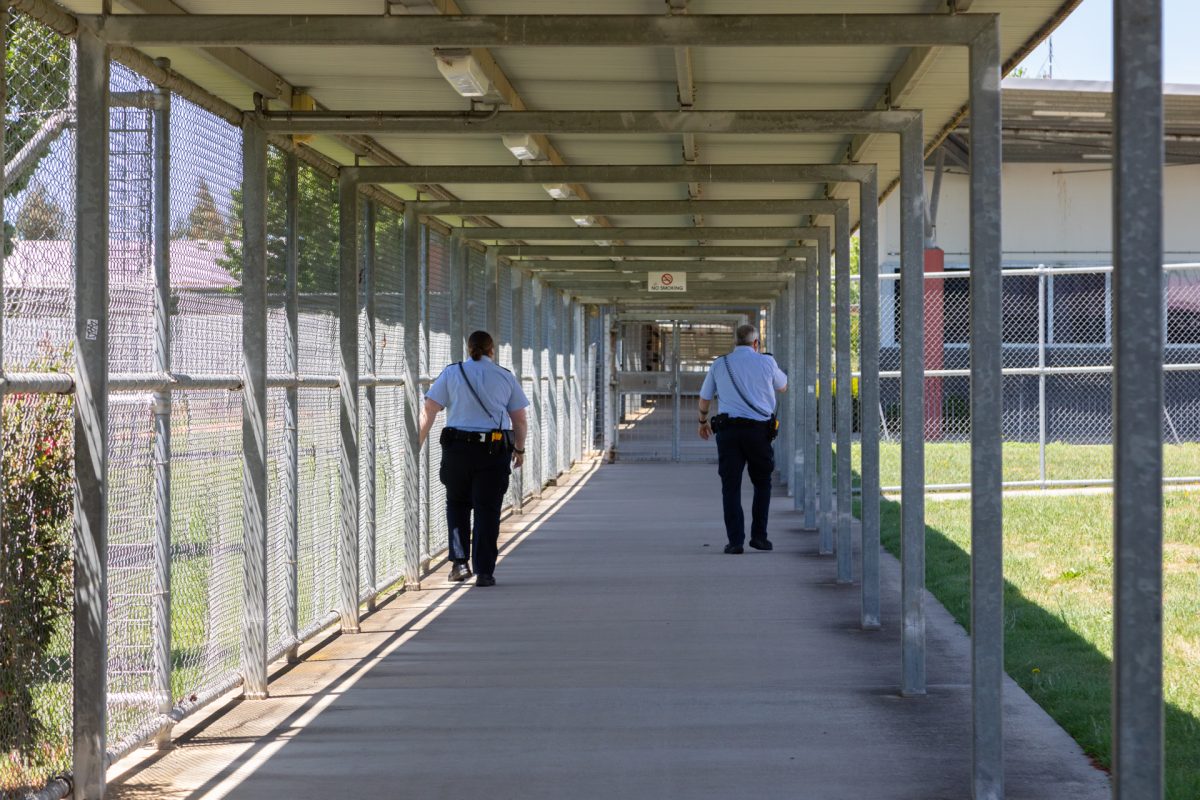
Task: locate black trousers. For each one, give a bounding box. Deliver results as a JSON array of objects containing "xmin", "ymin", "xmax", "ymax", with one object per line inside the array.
[
  {"xmin": 439, "ymin": 440, "xmax": 511, "ymax": 577},
  {"xmin": 715, "ymin": 424, "xmax": 775, "ymax": 547}
]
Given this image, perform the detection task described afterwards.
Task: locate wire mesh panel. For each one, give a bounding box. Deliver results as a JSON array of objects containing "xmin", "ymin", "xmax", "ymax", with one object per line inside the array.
[
  {"xmin": 467, "ymin": 247, "xmax": 487, "ymax": 334},
  {"xmin": 374, "ymin": 208, "xmax": 406, "ymax": 587},
  {"xmin": 498, "ymin": 263, "xmax": 514, "ymax": 373},
  {"xmin": 426, "ymin": 228, "xmax": 451, "ymax": 555},
  {"xmin": 539, "ymin": 282, "xmax": 555, "ymax": 481},
  {"xmin": 522, "ymin": 276, "xmax": 541, "ymax": 492}
]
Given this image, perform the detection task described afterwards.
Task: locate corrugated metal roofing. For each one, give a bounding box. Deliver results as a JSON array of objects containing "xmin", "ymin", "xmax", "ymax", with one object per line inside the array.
[{"xmin": 58, "ymin": 0, "xmax": 1085, "ymax": 301}]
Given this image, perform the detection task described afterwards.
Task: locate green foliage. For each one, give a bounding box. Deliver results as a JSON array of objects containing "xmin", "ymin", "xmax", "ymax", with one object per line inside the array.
[
  {"xmin": 14, "ymin": 182, "xmax": 65, "ymax": 241},
  {"xmin": 0, "ymin": 349, "xmax": 73, "ymax": 785},
  {"xmin": 173, "ymin": 179, "xmax": 227, "ymax": 241},
  {"xmin": 219, "ymin": 149, "xmax": 341, "ymax": 294},
  {"xmin": 3, "ymin": 15, "xmax": 72, "ymax": 200}
]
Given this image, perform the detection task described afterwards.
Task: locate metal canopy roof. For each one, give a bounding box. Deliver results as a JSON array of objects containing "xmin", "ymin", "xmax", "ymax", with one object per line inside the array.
[{"xmin": 58, "ymin": 0, "xmax": 1083, "ymax": 305}]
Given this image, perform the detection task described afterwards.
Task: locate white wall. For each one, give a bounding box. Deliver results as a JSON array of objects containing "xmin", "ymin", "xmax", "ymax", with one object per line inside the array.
[{"xmin": 878, "ymin": 162, "xmax": 1200, "ymax": 268}]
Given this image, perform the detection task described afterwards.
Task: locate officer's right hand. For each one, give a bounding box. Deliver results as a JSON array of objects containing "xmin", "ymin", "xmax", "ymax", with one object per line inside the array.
[
  {"xmin": 698, "ymin": 422, "xmax": 712, "ymax": 441},
  {"xmin": 512, "ymin": 451, "xmax": 525, "ymax": 469}
]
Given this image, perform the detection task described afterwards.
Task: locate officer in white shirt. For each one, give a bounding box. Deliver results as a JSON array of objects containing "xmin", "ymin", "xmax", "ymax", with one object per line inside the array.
[
  {"xmin": 697, "ymin": 324, "xmax": 788, "ymax": 554},
  {"xmin": 418, "ymin": 331, "xmax": 529, "ymax": 586}
]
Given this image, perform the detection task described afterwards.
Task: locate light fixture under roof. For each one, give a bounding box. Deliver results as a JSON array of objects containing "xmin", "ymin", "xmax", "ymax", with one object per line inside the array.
[
  {"xmin": 543, "ymin": 183, "xmax": 577, "ymax": 201},
  {"xmin": 1031, "ymin": 109, "xmax": 1108, "ymax": 119},
  {"xmin": 502, "ymin": 134, "xmax": 546, "ymax": 162},
  {"xmin": 434, "ymin": 50, "xmax": 493, "ymax": 98},
  {"xmin": 572, "ymin": 215, "xmax": 597, "ymax": 227}
]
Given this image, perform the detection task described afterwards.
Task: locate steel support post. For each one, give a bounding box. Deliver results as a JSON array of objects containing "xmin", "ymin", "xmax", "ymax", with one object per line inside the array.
[
  {"xmin": 402, "ymin": 208, "xmax": 422, "ymax": 585},
  {"xmin": 73, "ymin": 32, "xmax": 109, "ymax": 794},
  {"xmin": 899, "ymin": 120, "xmax": 927, "ymax": 696},
  {"xmin": 818, "ymin": 233, "xmax": 834, "ymax": 554},
  {"xmin": 1112, "ymin": 0, "xmax": 1165, "ymax": 796},
  {"xmin": 969, "ymin": 25, "xmax": 1006, "ymax": 796},
  {"xmin": 672, "ymin": 322, "xmax": 681, "ymax": 462},
  {"xmin": 510, "ymin": 269, "xmax": 525, "ymax": 511},
  {"xmin": 1038, "ymin": 274, "xmax": 1048, "ymax": 485},
  {"xmin": 450, "ymin": 231, "xmax": 466, "ymax": 363},
  {"xmin": 485, "ymin": 249, "xmax": 500, "ymax": 334},
  {"xmin": 530, "ymin": 281, "xmax": 544, "ymax": 492},
  {"xmin": 793, "ymin": 268, "xmax": 806, "ymax": 512},
  {"xmin": 603, "ymin": 310, "xmax": 617, "ymax": 460},
  {"xmin": 362, "ymin": 201, "xmax": 377, "ymax": 610},
  {"xmin": 859, "ymin": 171, "xmax": 883, "ymax": 631},
  {"xmin": 336, "ymin": 172, "xmax": 361, "ymax": 634},
  {"xmin": 835, "ymin": 205, "xmax": 853, "ymax": 584},
  {"xmin": 284, "ymin": 153, "xmax": 300, "ymax": 661},
  {"xmin": 803, "ymin": 253, "xmax": 818, "ymax": 530},
  {"xmin": 150, "ymin": 63, "xmax": 173, "ymax": 747},
  {"xmin": 241, "ymin": 117, "xmax": 271, "ymax": 697}
]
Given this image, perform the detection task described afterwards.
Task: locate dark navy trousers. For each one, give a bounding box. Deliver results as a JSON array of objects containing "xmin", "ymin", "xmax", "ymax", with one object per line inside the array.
[
  {"xmin": 715, "ymin": 424, "xmax": 775, "ymax": 547},
  {"xmin": 439, "ymin": 441, "xmax": 511, "ymax": 577}
]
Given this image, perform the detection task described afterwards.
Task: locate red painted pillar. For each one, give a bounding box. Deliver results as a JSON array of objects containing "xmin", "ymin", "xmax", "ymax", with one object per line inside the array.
[{"xmin": 924, "ymin": 247, "xmax": 945, "ymax": 440}]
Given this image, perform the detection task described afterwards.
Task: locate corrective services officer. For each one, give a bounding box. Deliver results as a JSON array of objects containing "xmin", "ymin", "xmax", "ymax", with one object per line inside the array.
[
  {"xmin": 697, "ymin": 323, "xmax": 788, "ymax": 554},
  {"xmin": 418, "ymin": 330, "xmax": 529, "ymax": 587}
]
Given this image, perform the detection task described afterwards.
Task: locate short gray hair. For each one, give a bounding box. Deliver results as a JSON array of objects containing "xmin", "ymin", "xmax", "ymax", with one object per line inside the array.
[{"xmin": 735, "ymin": 324, "xmax": 759, "ymax": 346}]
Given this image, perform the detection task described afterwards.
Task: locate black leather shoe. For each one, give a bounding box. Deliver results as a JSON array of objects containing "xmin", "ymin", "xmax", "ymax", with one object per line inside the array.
[
  {"xmin": 749, "ymin": 538, "xmax": 774, "ymax": 551},
  {"xmin": 723, "ymin": 544, "xmax": 744, "ymax": 554},
  {"xmin": 475, "ymin": 575, "xmax": 496, "ymax": 587},
  {"xmin": 449, "ymin": 563, "xmax": 472, "ymax": 582}
]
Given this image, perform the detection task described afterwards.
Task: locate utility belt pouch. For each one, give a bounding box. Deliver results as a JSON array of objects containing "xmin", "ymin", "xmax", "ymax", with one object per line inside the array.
[{"xmin": 709, "ymin": 413, "xmax": 730, "ymax": 432}]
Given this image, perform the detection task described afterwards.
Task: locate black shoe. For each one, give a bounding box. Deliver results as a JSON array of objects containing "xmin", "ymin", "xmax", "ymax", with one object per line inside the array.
[
  {"xmin": 449, "ymin": 563, "xmax": 472, "ymax": 582},
  {"xmin": 723, "ymin": 544, "xmax": 744, "ymax": 554},
  {"xmin": 475, "ymin": 575, "xmax": 496, "ymax": 587},
  {"xmin": 748, "ymin": 538, "xmax": 774, "ymax": 551}
]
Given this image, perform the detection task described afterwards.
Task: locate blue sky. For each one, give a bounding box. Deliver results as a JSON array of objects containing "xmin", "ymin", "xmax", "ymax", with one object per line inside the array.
[{"xmin": 1016, "ymin": 0, "xmax": 1200, "ymax": 84}]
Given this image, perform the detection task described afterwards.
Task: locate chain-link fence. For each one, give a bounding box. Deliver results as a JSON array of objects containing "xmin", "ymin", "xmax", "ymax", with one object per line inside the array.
[
  {"xmin": 855, "ymin": 262, "xmax": 1200, "ymax": 490},
  {"xmin": 1, "ymin": 12, "xmax": 587, "ymax": 796}
]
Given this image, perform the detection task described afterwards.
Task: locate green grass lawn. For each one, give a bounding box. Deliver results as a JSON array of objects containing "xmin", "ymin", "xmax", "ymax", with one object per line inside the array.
[
  {"xmin": 853, "ymin": 441, "xmax": 1200, "ymax": 489},
  {"xmin": 875, "ymin": 490, "xmax": 1200, "ymax": 798}
]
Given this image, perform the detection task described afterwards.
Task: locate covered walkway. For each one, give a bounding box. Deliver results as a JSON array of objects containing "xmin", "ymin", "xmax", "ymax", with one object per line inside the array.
[{"xmin": 107, "ymin": 462, "xmax": 1107, "ymax": 799}]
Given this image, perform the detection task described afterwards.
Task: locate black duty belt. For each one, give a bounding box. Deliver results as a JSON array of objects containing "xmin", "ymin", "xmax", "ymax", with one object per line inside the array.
[
  {"xmin": 710, "ymin": 413, "xmax": 773, "ymax": 431},
  {"xmin": 443, "ymin": 427, "xmax": 507, "ymax": 444}
]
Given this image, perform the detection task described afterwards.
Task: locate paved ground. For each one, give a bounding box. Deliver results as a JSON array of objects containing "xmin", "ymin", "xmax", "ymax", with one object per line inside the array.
[{"xmin": 108, "ymin": 461, "xmax": 1109, "ymax": 800}]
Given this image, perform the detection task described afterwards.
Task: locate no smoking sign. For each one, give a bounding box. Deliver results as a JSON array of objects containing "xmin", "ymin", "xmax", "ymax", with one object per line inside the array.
[{"xmin": 648, "ymin": 271, "xmax": 687, "ymax": 292}]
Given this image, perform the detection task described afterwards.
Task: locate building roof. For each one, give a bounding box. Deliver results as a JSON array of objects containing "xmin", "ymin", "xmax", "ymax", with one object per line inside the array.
[{"xmin": 4, "ymin": 239, "xmax": 239, "ymax": 290}]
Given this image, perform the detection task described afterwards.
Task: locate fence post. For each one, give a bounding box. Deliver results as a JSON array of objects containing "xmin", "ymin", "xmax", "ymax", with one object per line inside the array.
[
  {"xmin": 240, "ymin": 116, "xmax": 270, "ymax": 697},
  {"xmin": 899, "ymin": 117, "xmax": 928, "ymax": 696},
  {"xmin": 150, "ymin": 59, "xmax": 174, "ymax": 747},
  {"xmin": 835, "ymin": 205, "xmax": 853, "ymax": 584},
  {"xmin": 402, "ymin": 207, "xmax": 422, "ymax": 586},
  {"xmin": 671, "ymin": 321, "xmax": 681, "ymax": 462},
  {"xmin": 363, "ymin": 201, "xmax": 377, "ymax": 610},
  {"xmin": 530, "ymin": 279, "xmax": 544, "ymax": 493},
  {"xmin": 859, "ymin": 171, "xmax": 883, "ymax": 631},
  {"xmin": 818, "ymin": 231, "xmax": 834, "ymax": 555},
  {"xmin": 1038, "ymin": 271, "xmax": 1048, "ymax": 486},
  {"xmin": 485, "ymin": 248, "xmax": 500, "ymax": 334},
  {"xmin": 794, "ymin": 266, "xmax": 806, "ymax": 512},
  {"xmin": 73, "ymin": 28, "xmax": 109, "ymax": 799},
  {"xmin": 804, "ymin": 248, "xmax": 818, "ymax": 530},
  {"xmin": 1112, "ymin": 0, "xmax": 1165, "ymax": 795},
  {"xmin": 284, "ymin": 153, "xmax": 300, "ymax": 661},
  {"xmin": 337, "ymin": 171, "xmax": 361, "ymax": 634},
  {"xmin": 511, "ymin": 270, "xmax": 525, "ymax": 512},
  {"xmin": 450, "ymin": 231, "xmax": 465, "ymax": 363}
]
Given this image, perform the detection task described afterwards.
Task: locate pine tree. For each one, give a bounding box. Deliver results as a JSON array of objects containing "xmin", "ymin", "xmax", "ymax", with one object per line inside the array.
[
  {"xmin": 174, "ymin": 179, "xmax": 227, "ymax": 240},
  {"xmin": 14, "ymin": 181, "xmax": 65, "ymax": 240}
]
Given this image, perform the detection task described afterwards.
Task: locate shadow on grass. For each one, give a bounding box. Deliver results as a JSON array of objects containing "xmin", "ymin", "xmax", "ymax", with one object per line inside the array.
[{"xmin": 857, "ymin": 486, "xmax": 1200, "ymax": 798}]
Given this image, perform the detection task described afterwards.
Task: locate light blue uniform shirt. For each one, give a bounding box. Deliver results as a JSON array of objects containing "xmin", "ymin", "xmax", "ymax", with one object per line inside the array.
[
  {"xmin": 699, "ymin": 346, "xmax": 787, "ymax": 421},
  {"xmin": 426, "ymin": 356, "xmax": 530, "ymax": 432}
]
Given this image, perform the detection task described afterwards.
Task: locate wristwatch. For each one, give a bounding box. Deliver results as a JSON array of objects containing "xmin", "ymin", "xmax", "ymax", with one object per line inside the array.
[{"xmin": 513, "ymin": 448, "xmax": 526, "ymax": 454}]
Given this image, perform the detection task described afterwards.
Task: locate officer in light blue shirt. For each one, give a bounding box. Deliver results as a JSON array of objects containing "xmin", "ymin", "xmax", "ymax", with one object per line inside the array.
[
  {"xmin": 419, "ymin": 330, "xmax": 529, "ymax": 587},
  {"xmin": 697, "ymin": 324, "xmax": 788, "ymax": 554}
]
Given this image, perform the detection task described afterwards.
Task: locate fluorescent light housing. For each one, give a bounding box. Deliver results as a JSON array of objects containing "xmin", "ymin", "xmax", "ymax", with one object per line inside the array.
[
  {"xmin": 543, "ymin": 183, "xmax": 577, "ymax": 200},
  {"xmin": 435, "ymin": 50, "xmax": 493, "ymax": 98},
  {"xmin": 501, "ymin": 134, "xmax": 545, "ymax": 162},
  {"xmin": 595, "ymin": 240, "xmax": 613, "ymax": 247},
  {"xmin": 572, "ymin": 215, "xmax": 597, "ymax": 227},
  {"xmin": 1031, "ymin": 109, "xmax": 1107, "ymax": 119}
]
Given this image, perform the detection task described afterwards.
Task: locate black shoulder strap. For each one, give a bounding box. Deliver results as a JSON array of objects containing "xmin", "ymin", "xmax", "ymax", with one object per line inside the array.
[
  {"xmin": 457, "ymin": 362, "xmax": 503, "ymax": 428},
  {"xmin": 721, "ymin": 355, "xmax": 773, "ymax": 418}
]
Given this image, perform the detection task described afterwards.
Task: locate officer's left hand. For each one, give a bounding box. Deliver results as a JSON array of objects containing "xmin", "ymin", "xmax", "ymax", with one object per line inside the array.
[{"xmin": 698, "ymin": 422, "xmax": 712, "ymax": 441}]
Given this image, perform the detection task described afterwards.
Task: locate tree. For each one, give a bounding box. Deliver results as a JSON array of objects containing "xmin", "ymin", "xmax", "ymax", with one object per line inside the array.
[
  {"xmin": 14, "ymin": 182, "xmax": 65, "ymax": 240},
  {"xmin": 219, "ymin": 149, "xmax": 341, "ymax": 294},
  {"xmin": 174, "ymin": 179, "xmax": 227, "ymax": 240},
  {"xmin": 4, "ymin": 16, "xmax": 72, "ymax": 200}
]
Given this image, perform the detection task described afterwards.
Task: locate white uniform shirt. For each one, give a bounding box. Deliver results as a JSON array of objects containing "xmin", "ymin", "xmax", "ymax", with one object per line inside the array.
[
  {"xmin": 426, "ymin": 357, "xmax": 529, "ymax": 432},
  {"xmin": 699, "ymin": 346, "xmax": 787, "ymax": 421}
]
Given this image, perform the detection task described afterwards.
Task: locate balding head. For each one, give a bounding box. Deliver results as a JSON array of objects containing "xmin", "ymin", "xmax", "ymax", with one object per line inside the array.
[{"xmin": 735, "ymin": 324, "xmax": 759, "ymax": 347}]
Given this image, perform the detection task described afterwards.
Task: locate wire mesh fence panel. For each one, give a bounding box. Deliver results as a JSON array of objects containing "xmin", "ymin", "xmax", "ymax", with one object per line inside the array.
[
  {"xmin": 265, "ymin": 387, "xmax": 291, "ymax": 659},
  {"xmin": 522, "ymin": 277, "xmax": 541, "ymax": 491},
  {"xmin": 374, "ymin": 208, "xmax": 406, "ymax": 587},
  {"xmin": 467, "ymin": 247, "xmax": 487, "ymax": 334},
  {"xmin": 426, "ymin": 229, "xmax": 451, "ymax": 556},
  {"xmin": 166, "ymin": 390, "xmax": 243, "ymax": 709},
  {"xmin": 498, "ymin": 264, "xmax": 514, "ymax": 373},
  {"xmin": 296, "ymin": 388, "xmax": 340, "ymax": 632},
  {"xmin": 539, "ymin": 284, "xmax": 554, "ymax": 481}
]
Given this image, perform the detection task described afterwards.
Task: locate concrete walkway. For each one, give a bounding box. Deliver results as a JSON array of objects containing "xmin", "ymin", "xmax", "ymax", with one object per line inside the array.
[{"xmin": 109, "ymin": 461, "xmax": 1108, "ymax": 800}]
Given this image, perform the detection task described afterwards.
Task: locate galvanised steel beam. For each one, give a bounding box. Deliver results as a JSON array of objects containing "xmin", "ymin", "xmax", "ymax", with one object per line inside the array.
[
  {"xmin": 459, "ymin": 226, "xmax": 823, "ymax": 241},
  {"xmin": 408, "ymin": 199, "xmax": 845, "ymax": 217},
  {"xmin": 362, "ymin": 201, "xmax": 378, "ymax": 611},
  {"xmin": 402, "ymin": 208, "xmax": 421, "ymax": 587},
  {"xmin": 537, "ymin": 272, "xmax": 793, "ymax": 283},
  {"xmin": 73, "ymin": 28, "xmax": 109, "ymax": 800},
  {"xmin": 859, "ymin": 169, "xmax": 882, "ymax": 632},
  {"xmin": 337, "ymin": 172, "xmax": 361, "ymax": 635},
  {"xmin": 513, "ymin": 260, "xmax": 805, "ymax": 273},
  {"xmin": 255, "ymin": 109, "xmax": 920, "ymax": 136},
  {"xmin": 817, "ymin": 225, "xmax": 833, "ymax": 556},
  {"xmin": 93, "ymin": 13, "xmax": 995, "ymax": 47},
  {"xmin": 834, "ymin": 203, "xmax": 853, "ymax": 585},
  {"xmin": 1112, "ymin": 0, "xmax": 1165, "ymax": 797},
  {"xmin": 499, "ymin": 245, "xmax": 809, "ymax": 259},
  {"xmin": 283, "ymin": 152, "xmax": 301, "ymax": 661},
  {"xmin": 343, "ymin": 163, "xmax": 874, "ymax": 187}
]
